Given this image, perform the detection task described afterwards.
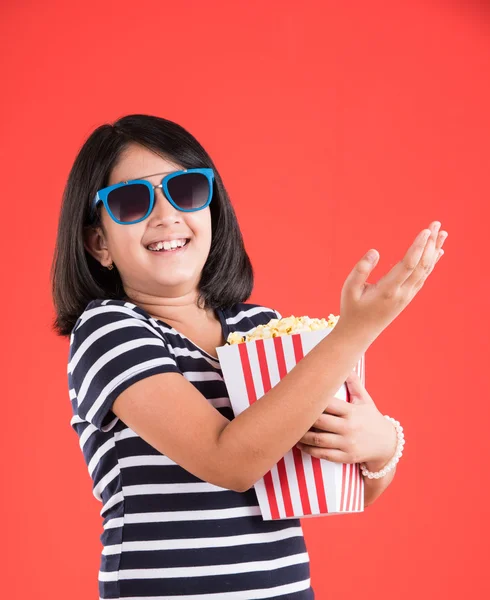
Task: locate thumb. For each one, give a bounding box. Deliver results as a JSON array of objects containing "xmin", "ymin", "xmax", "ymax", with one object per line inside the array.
[
  {"xmin": 343, "ymin": 250, "xmax": 379, "ymax": 298},
  {"xmin": 345, "ymin": 370, "xmax": 374, "ymax": 405}
]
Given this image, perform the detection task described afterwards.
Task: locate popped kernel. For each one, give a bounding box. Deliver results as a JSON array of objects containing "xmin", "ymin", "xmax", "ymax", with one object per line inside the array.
[
  {"xmin": 226, "ymin": 313, "xmax": 340, "ymax": 344},
  {"xmin": 227, "ymin": 331, "xmax": 246, "ymax": 345}
]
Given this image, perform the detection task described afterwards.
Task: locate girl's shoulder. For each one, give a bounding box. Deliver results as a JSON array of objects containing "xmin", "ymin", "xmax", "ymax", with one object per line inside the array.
[{"xmin": 71, "ymin": 298, "xmax": 153, "ymax": 335}]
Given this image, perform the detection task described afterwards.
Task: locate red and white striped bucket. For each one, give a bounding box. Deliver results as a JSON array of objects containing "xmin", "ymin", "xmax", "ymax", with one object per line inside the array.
[{"xmin": 217, "ymin": 327, "xmax": 366, "ymax": 520}]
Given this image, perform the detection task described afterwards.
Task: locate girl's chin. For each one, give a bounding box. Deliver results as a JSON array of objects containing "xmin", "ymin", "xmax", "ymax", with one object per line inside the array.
[{"xmin": 143, "ymin": 272, "xmax": 197, "ymax": 289}]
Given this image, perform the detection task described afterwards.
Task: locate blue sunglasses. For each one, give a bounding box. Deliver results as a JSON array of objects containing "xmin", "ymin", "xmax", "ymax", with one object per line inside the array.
[{"xmin": 91, "ymin": 168, "xmax": 215, "ymax": 225}]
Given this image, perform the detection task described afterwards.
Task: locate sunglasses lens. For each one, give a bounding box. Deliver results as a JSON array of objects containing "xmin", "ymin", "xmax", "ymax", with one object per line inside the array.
[
  {"xmin": 167, "ymin": 172, "xmax": 210, "ymax": 210},
  {"xmin": 107, "ymin": 184, "xmax": 150, "ymax": 222}
]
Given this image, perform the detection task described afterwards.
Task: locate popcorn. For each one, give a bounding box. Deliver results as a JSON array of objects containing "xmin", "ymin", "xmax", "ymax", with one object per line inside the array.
[
  {"xmin": 226, "ymin": 314, "xmax": 340, "ymax": 345},
  {"xmin": 226, "ymin": 331, "xmax": 247, "ymax": 345}
]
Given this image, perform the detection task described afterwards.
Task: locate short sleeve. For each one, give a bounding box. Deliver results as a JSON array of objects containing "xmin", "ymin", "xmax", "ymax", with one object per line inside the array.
[{"xmin": 68, "ymin": 302, "xmax": 181, "ymax": 432}]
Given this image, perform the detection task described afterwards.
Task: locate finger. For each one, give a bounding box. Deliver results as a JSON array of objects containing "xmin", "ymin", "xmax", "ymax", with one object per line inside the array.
[
  {"xmin": 322, "ymin": 397, "xmax": 352, "ymax": 417},
  {"xmin": 325, "ymin": 397, "xmax": 352, "ymax": 415},
  {"xmin": 403, "ymin": 221, "xmax": 441, "ymax": 290},
  {"xmin": 296, "ymin": 444, "xmax": 354, "ymax": 463},
  {"xmin": 377, "ymin": 222, "xmax": 438, "ymax": 291},
  {"xmin": 435, "ymin": 230, "xmax": 448, "ymax": 252},
  {"xmin": 345, "ymin": 372, "xmax": 375, "ymax": 405},
  {"xmin": 421, "ymin": 231, "xmax": 446, "ymax": 275},
  {"xmin": 346, "ymin": 369, "xmax": 362, "ymax": 384},
  {"xmin": 413, "ymin": 247, "xmax": 444, "ymax": 291},
  {"xmin": 431, "ymin": 231, "xmax": 447, "ymax": 267},
  {"xmin": 342, "ymin": 248, "xmax": 380, "ymax": 302},
  {"xmin": 345, "ymin": 370, "xmax": 365, "ymax": 396},
  {"xmin": 297, "ymin": 431, "xmax": 348, "ymax": 450},
  {"xmin": 434, "ymin": 227, "xmax": 447, "ymax": 262},
  {"xmin": 313, "ymin": 412, "xmax": 348, "ymax": 434}
]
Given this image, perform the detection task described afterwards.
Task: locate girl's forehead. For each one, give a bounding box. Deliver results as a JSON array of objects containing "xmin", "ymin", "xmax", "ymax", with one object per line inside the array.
[
  {"xmin": 115, "ymin": 169, "xmax": 181, "ymax": 185},
  {"xmin": 110, "ymin": 144, "xmax": 183, "ymax": 185}
]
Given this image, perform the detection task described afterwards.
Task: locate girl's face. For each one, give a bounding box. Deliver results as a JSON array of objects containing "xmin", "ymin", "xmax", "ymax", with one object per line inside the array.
[{"xmin": 85, "ymin": 143, "xmax": 213, "ymax": 300}]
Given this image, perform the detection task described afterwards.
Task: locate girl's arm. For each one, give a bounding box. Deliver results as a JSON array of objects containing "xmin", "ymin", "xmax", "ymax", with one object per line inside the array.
[
  {"xmin": 364, "ymin": 464, "xmax": 397, "ymax": 507},
  {"xmin": 113, "ymin": 322, "xmax": 371, "ymax": 493}
]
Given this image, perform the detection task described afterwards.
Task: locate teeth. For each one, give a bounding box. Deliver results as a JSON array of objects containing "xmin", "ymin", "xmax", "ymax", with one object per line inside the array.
[{"xmin": 148, "ymin": 238, "xmax": 187, "ymax": 251}]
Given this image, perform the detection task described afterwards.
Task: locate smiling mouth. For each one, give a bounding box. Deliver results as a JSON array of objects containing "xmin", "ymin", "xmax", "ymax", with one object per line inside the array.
[{"xmin": 146, "ymin": 239, "xmax": 190, "ymax": 252}]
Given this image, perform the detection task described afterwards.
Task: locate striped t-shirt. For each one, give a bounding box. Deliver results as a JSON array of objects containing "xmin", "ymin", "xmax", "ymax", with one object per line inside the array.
[{"xmin": 68, "ymin": 298, "xmax": 314, "ymax": 599}]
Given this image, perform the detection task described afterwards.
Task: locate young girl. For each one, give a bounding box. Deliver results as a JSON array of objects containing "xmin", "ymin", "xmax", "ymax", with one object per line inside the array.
[{"xmin": 51, "ymin": 114, "xmax": 446, "ymax": 599}]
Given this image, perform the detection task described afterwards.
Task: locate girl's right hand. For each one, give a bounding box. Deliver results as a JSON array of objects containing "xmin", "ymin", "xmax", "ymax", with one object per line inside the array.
[{"xmin": 337, "ymin": 221, "xmax": 448, "ymax": 343}]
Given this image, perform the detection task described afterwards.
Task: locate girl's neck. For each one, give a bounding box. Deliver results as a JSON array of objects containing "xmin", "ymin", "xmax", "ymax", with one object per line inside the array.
[{"xmin": 125, "ymin": 290, "xmax": 217, "ymax": 330}]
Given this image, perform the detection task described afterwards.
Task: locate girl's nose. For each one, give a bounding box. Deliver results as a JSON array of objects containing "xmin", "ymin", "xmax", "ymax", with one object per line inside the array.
[{"xmin": 148, "ymin": 187, "xmax": 183, "ymax": 224}]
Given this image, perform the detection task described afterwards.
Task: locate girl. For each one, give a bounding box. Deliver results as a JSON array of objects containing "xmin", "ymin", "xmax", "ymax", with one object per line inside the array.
[{"xmin": 51, "ymin": 114, "xmax": 446, "ymax": 599}]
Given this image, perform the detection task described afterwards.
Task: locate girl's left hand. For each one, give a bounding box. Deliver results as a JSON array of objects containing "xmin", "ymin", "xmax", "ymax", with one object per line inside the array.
[{"xmin": 295, "ymin": 370, "xmax": 397, "ymax": 469}]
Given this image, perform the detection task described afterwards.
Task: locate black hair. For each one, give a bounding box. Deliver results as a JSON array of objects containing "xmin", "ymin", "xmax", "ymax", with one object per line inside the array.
[{"xmin": 50, "ymin": 114, "xmax": 254, "ymax": 337}]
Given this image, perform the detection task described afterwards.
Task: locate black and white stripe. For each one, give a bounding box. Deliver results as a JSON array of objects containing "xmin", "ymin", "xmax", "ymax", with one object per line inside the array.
[{"xmin": 68, "ymin": 299, "xmax": 314, "ymax": 599}]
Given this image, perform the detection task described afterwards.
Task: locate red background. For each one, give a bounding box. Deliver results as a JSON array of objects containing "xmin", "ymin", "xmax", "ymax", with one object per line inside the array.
[{"xmin": 1, "ymin": 1, "xmax": 487, "ymax": 598}]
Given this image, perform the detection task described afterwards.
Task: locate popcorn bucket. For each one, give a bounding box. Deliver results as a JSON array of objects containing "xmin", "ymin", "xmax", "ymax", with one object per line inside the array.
[{"xmin": 216, "ymin": 327, "xmax": 365, "ymax": 520}]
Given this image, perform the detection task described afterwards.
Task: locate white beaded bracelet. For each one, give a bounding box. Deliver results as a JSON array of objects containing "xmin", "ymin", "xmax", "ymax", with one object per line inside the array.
[{"xmin": 360, "ymin": 416, "xmax": 405, "ymax": 479}]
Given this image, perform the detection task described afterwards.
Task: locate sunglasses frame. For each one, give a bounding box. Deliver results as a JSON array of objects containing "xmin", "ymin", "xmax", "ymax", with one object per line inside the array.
[{"xmin": 90, "ymin": 168, "xmax": 215, "ymax": 225}]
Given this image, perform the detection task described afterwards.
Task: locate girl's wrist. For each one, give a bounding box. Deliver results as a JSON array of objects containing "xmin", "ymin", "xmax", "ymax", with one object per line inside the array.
[
  {"xmin": 361, "ymin": 416, "xmax": 405, "ymax": 478},
  {"xmin": 365, "ymin": 419, "xmax": 398, "ymax": 471},
  {"xmin": 364, "ymin": 457, "xmax": 391, "ymax": 472}
]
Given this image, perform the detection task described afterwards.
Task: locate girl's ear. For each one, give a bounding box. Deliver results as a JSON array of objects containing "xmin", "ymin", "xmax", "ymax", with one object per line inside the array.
[{"xmin": 83, "ymin": 225, "xmax": 112, "ymax": 268}]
